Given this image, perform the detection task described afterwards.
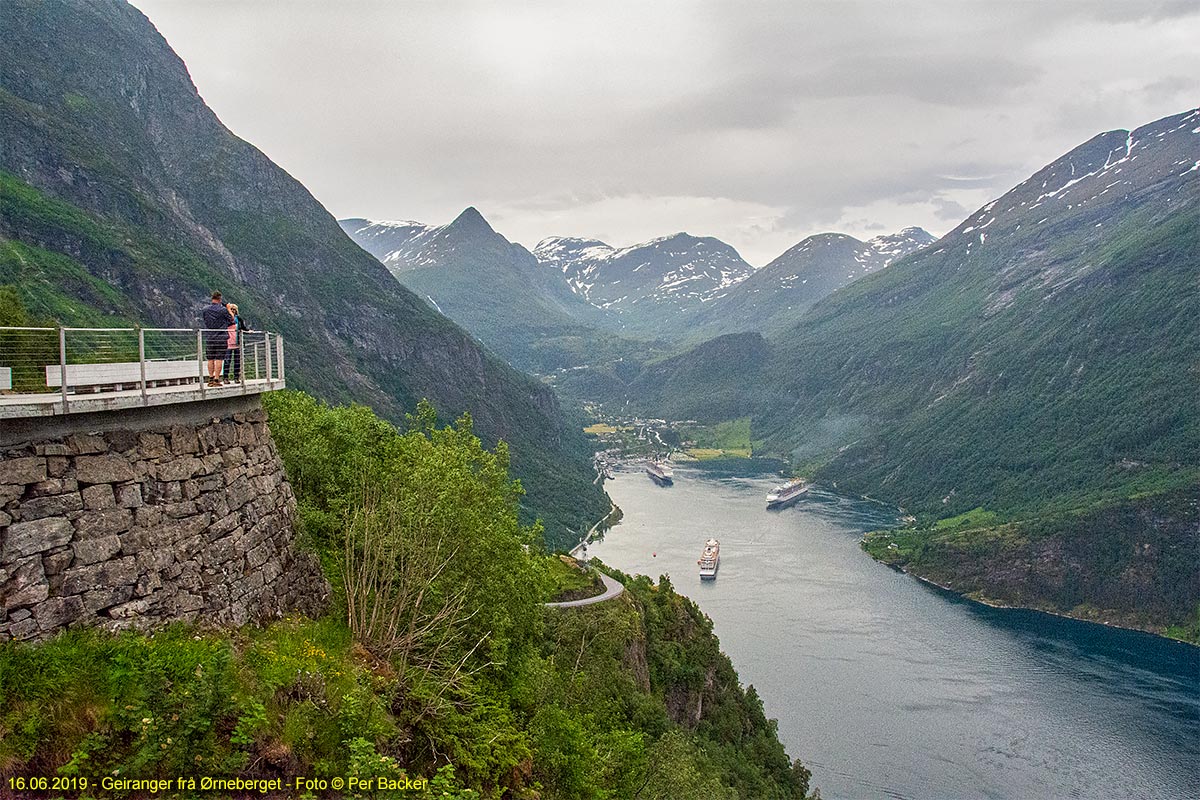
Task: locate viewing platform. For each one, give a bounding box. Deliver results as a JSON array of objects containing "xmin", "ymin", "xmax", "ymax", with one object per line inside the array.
[{"xmin": 0, "ymin": 326, "xmax": 286, "ymax": 420}]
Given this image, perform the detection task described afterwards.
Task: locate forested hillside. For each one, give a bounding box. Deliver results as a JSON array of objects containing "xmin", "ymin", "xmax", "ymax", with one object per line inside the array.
[
  {"xmin": 0, "ymin": 0, "xmax": 608, "ymax": 545},
  {"xmin": 0, "ymin": 391, "xmax": 817, "ymax": 799}
]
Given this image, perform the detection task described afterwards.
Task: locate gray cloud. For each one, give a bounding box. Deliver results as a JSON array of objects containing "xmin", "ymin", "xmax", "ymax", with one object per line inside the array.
[{"xmin": 131, "ymin": 0, "xmax": 1200, "ymax": 263}]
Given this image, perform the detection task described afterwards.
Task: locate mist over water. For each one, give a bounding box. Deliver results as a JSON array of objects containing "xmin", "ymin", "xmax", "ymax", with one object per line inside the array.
[{"xmin": 588, "ymin": 466, "xmax": 1200, "ymax": 800}]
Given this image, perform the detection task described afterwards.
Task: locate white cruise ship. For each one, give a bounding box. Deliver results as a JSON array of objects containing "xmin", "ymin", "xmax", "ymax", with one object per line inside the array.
[
  {"xmin": 698, "ymin": 538, "xmax": 720, "ymax": 580},
  {"xmin": 645, "ymin": 460, "xmax": 674, "ymax": 485},
  {"xmin": 766, "ymin": 478, "xmax": 808, "ymax": 509}
]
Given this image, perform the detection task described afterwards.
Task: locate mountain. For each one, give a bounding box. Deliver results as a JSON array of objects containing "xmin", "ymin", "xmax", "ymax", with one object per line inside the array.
[
  {"xmin": 0, "ymin": 0, "xmax": 608, "ymax": 546},
  {"xmin": 341, "ymin": 213, "xmax": 659, "ymax": 375},
  {"xmin": 532, "ymin": 232, "xmax": 755, "ymax": 336},
  {"xmin": 616, "ymin": 108, "xmax": 1200, "ymax": 636},
  {"xmin": 696, "ymin": 227, "xmax": 935, "ymax": 335}
]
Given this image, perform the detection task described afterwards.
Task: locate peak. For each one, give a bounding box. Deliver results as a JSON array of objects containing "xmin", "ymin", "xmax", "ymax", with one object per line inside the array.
[{"xmin": 447, "ymin": 206, "xmax": 494, "ymax": 234}]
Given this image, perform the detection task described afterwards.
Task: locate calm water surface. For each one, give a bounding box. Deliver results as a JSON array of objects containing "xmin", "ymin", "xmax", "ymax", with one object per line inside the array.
[{"xmin": 588, "ymin": 466, "xmax": 1200, "ymax": 800}]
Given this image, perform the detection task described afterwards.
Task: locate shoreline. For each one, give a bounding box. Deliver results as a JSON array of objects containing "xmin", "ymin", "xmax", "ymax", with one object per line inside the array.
[{"xmin": 876, "ymin": 557, "xmax": 1199, "ymax": 649}]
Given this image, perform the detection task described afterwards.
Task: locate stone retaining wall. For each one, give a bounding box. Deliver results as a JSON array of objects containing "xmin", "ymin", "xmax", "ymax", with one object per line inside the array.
[{"xmin": 0, "ymin": 398, "xmax": 329, "ymax": 641}]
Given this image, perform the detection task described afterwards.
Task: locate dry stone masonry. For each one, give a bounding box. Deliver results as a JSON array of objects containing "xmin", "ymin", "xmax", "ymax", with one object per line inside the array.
[{"xmin": 0, "ymin": 400, "xmax": 328, "ymax": 640}]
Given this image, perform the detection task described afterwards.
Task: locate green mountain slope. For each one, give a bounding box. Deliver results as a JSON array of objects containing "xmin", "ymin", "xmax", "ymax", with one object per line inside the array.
[
  {"xmin": 614, "ymin": 109, "xmax": 1200, "ymax": 635},
  {"xmin": 0, "ymin": 0, "xmax": 607, "ymax": 546},
  {"xmin": 692, "ymin": 228, "xmax": 935, "ymax": 337},
  {"xmin": 340, "ymin": 211, "xmax": 661, "ymax": 376}
]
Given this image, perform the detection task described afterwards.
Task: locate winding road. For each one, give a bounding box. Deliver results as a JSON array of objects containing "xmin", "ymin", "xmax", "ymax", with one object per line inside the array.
[{"xmin": 544, "ymin": 571, "xmax": 624, "ymax": 608}]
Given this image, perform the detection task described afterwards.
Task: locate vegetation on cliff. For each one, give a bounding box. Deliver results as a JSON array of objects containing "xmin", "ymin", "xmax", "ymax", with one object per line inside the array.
[{"xmin": 0, "ymin": 392, "xmax": 811, "ymax": 798}]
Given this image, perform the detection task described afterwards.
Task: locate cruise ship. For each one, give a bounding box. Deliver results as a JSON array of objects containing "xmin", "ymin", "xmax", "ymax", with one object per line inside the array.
[
  {"xmin": 698, "ymin": 538, "xmax": 720, "ymax": 580},
  {"xmin": 645, "ymin": 460, "xmax": 674, "ymax": 485},
  {"xmin": 766, "ymin": 478, "xmax": 808, "ymax": 509}
]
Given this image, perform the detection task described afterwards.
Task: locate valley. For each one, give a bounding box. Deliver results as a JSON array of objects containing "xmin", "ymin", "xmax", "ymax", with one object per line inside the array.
[
  {"xmin": 2, "ymin": 0, "xmax": 1197, "ymax": 797},
  {"xmin": 343, "ymin": 108, "xmax": 1200, "ymax": 643}
]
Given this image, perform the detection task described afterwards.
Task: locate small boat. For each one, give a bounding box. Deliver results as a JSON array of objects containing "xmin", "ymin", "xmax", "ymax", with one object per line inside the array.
[
  {"xmin": 698, "ymin": 538, "xmax": 720, "ymax": 580},
  {"xmin": 645, "ymin": 460, "xmax": 674, "ymax": 485},
  {"xmin": 766, "ymin": 478, "xmax": 808, "ymax": 509}
]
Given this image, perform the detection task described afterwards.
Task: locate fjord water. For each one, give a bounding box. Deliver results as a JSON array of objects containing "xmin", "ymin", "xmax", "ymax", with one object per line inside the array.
[{"xmin": 588, "ymin": 467, "xmax": 1200, "ymax": 800}]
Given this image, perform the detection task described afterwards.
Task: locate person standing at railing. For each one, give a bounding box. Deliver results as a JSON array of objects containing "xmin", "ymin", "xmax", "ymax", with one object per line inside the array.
[
  {"xmin": 201, "ymin": 291, "xmax": 233, "ymax": 386},
  {"xmin": 222, "ymin": 303, "xmax": 249, "ymax": 383}
]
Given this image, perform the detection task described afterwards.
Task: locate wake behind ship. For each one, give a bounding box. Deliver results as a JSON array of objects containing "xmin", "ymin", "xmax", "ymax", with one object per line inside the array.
[
  {"xmin": 766, "ymin": 478, "xmax": 808, "ymax": 509},
  {"xmin": 646, "ymin": 460, "xmax": 674, "ymax": 485}
]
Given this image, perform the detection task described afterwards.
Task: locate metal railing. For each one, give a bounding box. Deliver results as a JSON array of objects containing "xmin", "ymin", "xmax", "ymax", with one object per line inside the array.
[{"xmin": 0, "ymin": 326, "xmax": 285, "ymax": 414}]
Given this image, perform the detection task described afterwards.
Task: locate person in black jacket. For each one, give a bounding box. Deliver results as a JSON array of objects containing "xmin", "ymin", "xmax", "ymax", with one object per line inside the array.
[{"xmin": 201, "ymin": 291, "xmax": 234, "ymax": 386}]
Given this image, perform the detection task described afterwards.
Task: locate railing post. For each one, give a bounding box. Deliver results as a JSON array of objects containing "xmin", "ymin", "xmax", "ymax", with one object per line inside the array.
[
  {"xmin": 197, "ymin": 329, "xmax": 206, "ymax": 398},
  {"xmin": 276, "ymin": 335, "xmax": 285, "ymax": 384},
  {"xmin": 264, "ymin": 332, "xmax": 273, "ymax": 388},
  {"xmin": 58, "ymin": 327, "xmax": 69, "ymax": 414},
  {"xmin": 138, "ymin": 327, "xmax": 148, "ymax": 405},
  {"xmin": 239, "ymin": 329, "xmax": 247, "ymax": 394}
]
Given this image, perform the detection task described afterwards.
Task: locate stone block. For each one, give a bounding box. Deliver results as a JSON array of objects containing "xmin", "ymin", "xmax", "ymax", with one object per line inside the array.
[
  {"xmin": 42, "ymin": 549, "xmax": 74, "ymax": 577},
  {"xmin": 134, "ymin": 571, "xmax": 163, "ymax": 597},
  {"xmin": 66, "ymin": 434, "xmax": 107, "ymax": 455},
  {"xmin": 73, "ymin": 535, "xmax": 122, "ymax": 566},
  {"xmin": 237, "ymin": 424, "xmax": 257, "ymax": 446},
  {"xmin": 82, "ymin": 584, "xmax": 133, "ymax": 613},
  {"xmin": 117, "ymin": 529, "xmax": 147, "ymax": 555},
  {"xmin": 0, "ymin": 456, "xmax": 46, "ymax": 485},
  {"xmin": 3, "ymin": 518, "xmax": 73, "ymax": 562},
  {"xmin": 18, "ymin": 492, "xmax": 83, "ymax": 521},
  {"xmin": 0, "ymin": 484, "xmax": 23, "ymax": 506},
  {"xmin": 108, "ymin": 598, "xmax": 151, "ymax": 619},
  {"xmin": 206, "ymin": 513, "xmax": 240, "ymax": 541},
  {"xmin": 161, "ymin": 500, "xmax": 198, "ymax": 520},
  {"xmin": 8, "ymin": 616, "xmax": 38, "ymax": 640},
  {"xmin": 60, "ymin": 556, "xmax": 137, "ymax": 596},
  {"xmin": 196, "ymin": 474, "xmax": 223, "ymax": 493},
  {"xmin": 225, "ymin": 476, "xmax": 254, "ymax": 512},
  {"xmin": 82, "ymin": 484, "xmax": 116, "ymax": 510},
  {"xmin": 196, "ymin": 491, "xmax": 229, "ymax": 517},
  {"xmin": 153, "ymin": 482, "xmax": 184, "ymax": 504},
  {"xmin": 156, "ymin": 456, "xmax": 203, "ymax": 482},
  {"xmin": 138, "ymin": 432, "xmax": 169, "ymax": 457},
  {"xmin": 169, "ymin": 425, "xmax": 200, "ymax": 454},
  {"xmin": 245, "ymin": 407, "xmax": 267, "ymax": 424},
  {"xmin": 36, "ymin": 443, "xmax": 71, "ymax": 457},
  {"xmin": 75, "ymin": 455, "xmax": 135, "ymax": 484},
  {"xmin": 2, "ymin": 556, "xmax": 48, "ymax": 609},
  {"xmin": 201, "ymin": 453, "xmax": 224, "ymax": 475},
  {"xmin": 0, "ymin": 510, "xmax": 10, "ymax": 527},
  {"xmin": 183, "ymin": 480, "xmax": 202, "ymax": 500},
  {"xmin": 206, "ymin": 535, "xmax": 237, "ymax": 567},
  {"xmin": 216, "ymin": 424, "xmax": 238, "ymax": 448},
  {"xmin": 46, "ymin": 456, "xmax": 70, "ymax": 478},
  {"xmin": 34, "ymin": 595, "xmax": 85, "ymax": 630},
  {"xmin": 73, "ymin": 508, "xmax": 133, "ymax": 539},
  {"xmin": 27, "ymin": 477, "xmax": 78, "ymax": 497},
  {"xmin": 135, "ymin": 505, "xmax": 163, "ymax": 528},
  {"xmin": 115, "ymin": 483, "xmax": 143, "ymax": 508},
  {"xmin": 106, "ymin": 429, "xmax": 139, "ymax": 453},
  {"xmin": 173, "ymin": 592, "xmax": 205, "ymax": 614},
  {"xmin": 246, "ymin": 542, "xmax": 271, "ymax": 570}
]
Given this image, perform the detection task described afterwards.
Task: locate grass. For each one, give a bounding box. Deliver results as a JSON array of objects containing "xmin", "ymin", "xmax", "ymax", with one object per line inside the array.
[
  {"xmin": 545, "ymin": 555, "xmax": 604, "ymax": 602},
  {"xmin": 583, "ymin": 423, "xmax": 620, "ymax": 435},
  {"xmin": 933, "ymin": 507, "xmax": 1000, "ymax": 530}
]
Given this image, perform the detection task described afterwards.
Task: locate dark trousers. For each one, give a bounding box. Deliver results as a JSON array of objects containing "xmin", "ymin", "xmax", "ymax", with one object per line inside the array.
[{"xmin": 223, "ymin": 347, "xmax": 242, "ymax": 380}]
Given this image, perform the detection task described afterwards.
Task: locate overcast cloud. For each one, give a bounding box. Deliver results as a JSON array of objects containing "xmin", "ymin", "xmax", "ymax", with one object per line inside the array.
[{"xmin": 131, "ymin": 0, "xmax": 1200, "ymax": 264}]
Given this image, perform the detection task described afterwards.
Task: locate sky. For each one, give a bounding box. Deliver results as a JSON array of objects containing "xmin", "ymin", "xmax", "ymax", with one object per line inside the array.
[{"xmin": 131, "ymin": 0, "xmax": 1200, "ymax": 265}]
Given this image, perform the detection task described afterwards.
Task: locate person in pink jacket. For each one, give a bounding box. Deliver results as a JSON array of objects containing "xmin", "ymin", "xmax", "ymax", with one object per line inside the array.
[{"xmin": 222, "ymin": 303, "xmax": 249, "ymax": 383}]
